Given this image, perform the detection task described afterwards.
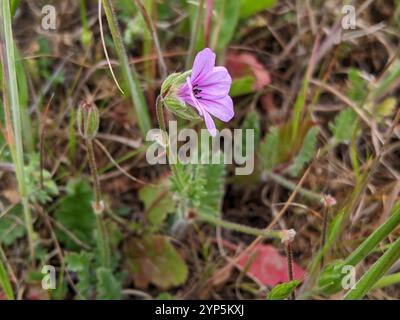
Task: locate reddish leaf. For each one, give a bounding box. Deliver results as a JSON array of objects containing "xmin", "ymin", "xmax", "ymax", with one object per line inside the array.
[
  {"xmin": 227, "ymin": 52, "xmax": 271, "ymax": 90},
  {"xmin": 237, "ymin": 244, "xmax": 305, "ymax": 286}
]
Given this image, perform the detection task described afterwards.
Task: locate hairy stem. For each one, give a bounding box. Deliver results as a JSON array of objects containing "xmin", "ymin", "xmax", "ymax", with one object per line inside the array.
[
  {"xmin": 85, "ymin": 138, "xmax": 110, "ymax": 268},
  {"xmin": 156, "ymin": 96, "xmax": 183, "ymax": 188},
  {"xmin": 199, "ymin": 214, "xmax": 282, "ymax": 239},
  {"xmin": 285, "ymin": 242, "xmax": 295, "ymax": 300}
]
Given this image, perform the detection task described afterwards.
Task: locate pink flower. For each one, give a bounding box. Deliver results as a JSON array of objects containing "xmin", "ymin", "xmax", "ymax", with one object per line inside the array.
[{"xmin": 177, "ymin": 48, "xmax": 234, "ymax": 136}]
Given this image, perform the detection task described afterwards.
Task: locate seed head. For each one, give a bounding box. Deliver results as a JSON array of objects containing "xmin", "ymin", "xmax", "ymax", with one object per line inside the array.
[{"xmin": 77, "ymin": 101, "xmax": 100, "ymax": 139}]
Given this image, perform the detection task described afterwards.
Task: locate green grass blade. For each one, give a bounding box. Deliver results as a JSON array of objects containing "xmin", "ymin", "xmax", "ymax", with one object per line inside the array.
[
  {"xmin": 10, "ymin": 0, "xmax": 20, "ymax": 16},
  {"xmin": 101, "ymin": 0, "xmax": 151, "ymax": 136},
  {"xmin": 344, "ymin": 202, "xmax": 400, "ymax": 266},
  {"xmin": 0, "ymin": 247, "xmax": 14, "ymax": 300},
  {"xmin": 373, "ymin": 272, "xmax": 400, "ymax": 290},
  {"xmin": 1, "ymin": 0, "xmax": 35, "ymax": 261},
  {"xmin": 344, "ymin": 236, "xmax": 400, "ymax": 300}
]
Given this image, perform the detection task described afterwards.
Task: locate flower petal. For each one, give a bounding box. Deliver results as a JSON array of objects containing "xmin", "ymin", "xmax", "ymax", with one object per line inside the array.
[
  {"xmin": 182, "ymin": 77, "xmax": 204, "ymax": 116},
  {"xmin": 203, "ymin": 110, "xmax": 217, "ymax": 137},
  {"xmin": 191, "ymin": 48, "xmax": 216, "ymax": 84},
  {"xmin": 197, "ymin": 66, "xmax": 232, "ymax": 99},
  {"xmin": 199, "ymin": 95, "xmax": 234, "ymax": 122},
  {"xmin": 177, "ymin": 82, "xmax": 191, "ymax": 99}
]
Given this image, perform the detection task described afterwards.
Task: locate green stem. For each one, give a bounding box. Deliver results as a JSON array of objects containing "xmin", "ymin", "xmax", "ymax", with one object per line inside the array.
[
  {"xmin": 199, "ymin": 214, "xmax": 282, "ymax": 239},
  {"xmin": 156, "ymin": 96, "xmax": 183, "ymax": 188},
  {"xmin": 95, "ymin": 214, "xmax": 110, "ymax": 268},
  {"xmin": 266, "ymin": 171, "xmax": 324, "ymax": 203},
  {"xmin": 86, "ymin": 139, "xmax": 101, "ymax": 205},
  {"xmin": 85, "ymin": 138, "xmax": 110, "ymax": 268}
]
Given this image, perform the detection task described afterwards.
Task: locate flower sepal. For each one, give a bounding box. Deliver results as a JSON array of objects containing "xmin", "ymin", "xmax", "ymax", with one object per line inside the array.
[
  {"xmin": 161, "ymin": 71, "xmax": 191, "ymax": 97},
  {"xmin": 163, "ymin": 96, "xmax": 201, "ymax": 121}
]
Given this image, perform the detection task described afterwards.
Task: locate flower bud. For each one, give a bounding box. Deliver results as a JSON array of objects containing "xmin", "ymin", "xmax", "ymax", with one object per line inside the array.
[
  {"xmin": 77, "ymin": 101, "xmax": 100, "ymax": 139},
  {"xmin": 160, "ymin": 71, "xmax": 201, "ymax": 121},
  {"xmin": 161, "ymin": 71, "xmax": 190, "ymax": 97}
]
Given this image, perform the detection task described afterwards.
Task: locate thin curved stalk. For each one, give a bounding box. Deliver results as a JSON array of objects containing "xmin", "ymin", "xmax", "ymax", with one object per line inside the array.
[
  {"xmin": 186, "ymin": 0, "xmax": 205, "ymax": 69},
  {"xmin": 1, "ymin": 0, "xmax": 35, "ymax": 262},
  {"xmin": 101, "ymin": 0, "xmax": 151, "ymax": 137}
]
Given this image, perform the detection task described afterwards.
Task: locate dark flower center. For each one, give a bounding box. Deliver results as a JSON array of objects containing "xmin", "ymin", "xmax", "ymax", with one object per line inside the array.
[{"xmin": 192, "ymin": 84, "xmax": 202, "ymax": 99}]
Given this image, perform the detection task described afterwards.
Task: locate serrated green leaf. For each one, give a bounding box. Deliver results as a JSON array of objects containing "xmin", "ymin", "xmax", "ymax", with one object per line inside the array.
[
  {"xmin": 242, "ymin": 110, "xmax": 261, "ymax": 154},
  {"xmin": 139, "ymin": 178, "xmax": 175, "ymax": 231},
  {"xmin": 348, "ymin": 68, "xmax": 367, "ymax": 103},
  {"xmin": 0, "ymin": 205, "xmax": 25, "ymax": 246},
  {"xmin": 196, "ymin": 157, "xmax": 226, "ymax": 217},
  {"xmin": 260, "ymin": 120, "xmax": 317, "ymax": 173},
  {"xmin": 25, "ymin": 154, "xmax": 59, "ymax": 204},
  {"xmin": 65, "ymin": 251, "xmax": 94, "ymax": 299},
  {"xmin": 169, "ymin": 146, "xmax": 226, "ymax": 218},
  {"xmin": 287, "ymin": 126, "xmax": 319, "ymax": 177},
  {"xmin": 259, "ymin": 126, "xmax": 280, "ymax": 170},
  {"xmin": 124, "ymin": 235, "xmax": 188, "ymax": 289},
  {"xmin": 54, "ymin": 180, "xmax": 95, "ymax": 250},
  {"xmin": 267, "ymin": 280, "xmax": 300, "ymax": 300},
  {"xmin": 96, "ymin": 267, "xmax": 123, "ymax": 300},
  {"xmin": 330, "ymin": 108, "xmax": 358, "ymax": 143}
]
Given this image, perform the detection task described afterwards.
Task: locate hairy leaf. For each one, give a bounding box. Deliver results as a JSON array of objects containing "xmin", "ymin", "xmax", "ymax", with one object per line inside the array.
[
  {"xmin": 0, "ymin": 204, "xmax": 25, "ymax": 246},
  {"xmin": 54, "ymin": 180, "xmax": 95, "ymax": 250},
  {"xmin": 139, "ymin": 178, "xmax": 175, "ymax": 231},
  {"xmin": 124, "ymin": 235, "xmax": 188, "ymax": 289},
  {"xmin": 330, "ymin": 108, "xmax": 358, "ymax": 144},
  {"xmin": 96, "ymin": 267, "xmax": 123, "ymax": 300},
  {"xmin": 287, "ymin": 126, "xmax": 319, "ymax": 177},
  {"xmin": 65, "ymin": 251, "xmax": 94, "ymax": 299}
]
